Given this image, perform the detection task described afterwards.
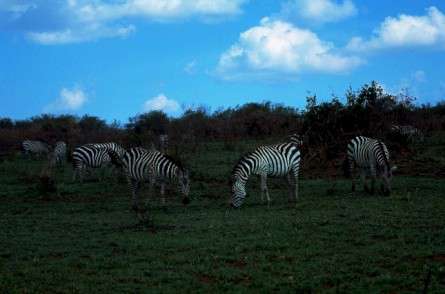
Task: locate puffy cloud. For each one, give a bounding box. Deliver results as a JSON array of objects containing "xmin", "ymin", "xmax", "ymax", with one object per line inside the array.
[
  {"xmin": 44, "ymin": 87, "xmax": 88, "ymax": 112},
  {"xmin": 71, "ymin": 0, "xmax": 247, "ymax": 22},
  {"xmin": 143, "ymin": 93, "xmax": 180, "ymax": 113},
  {"xmin": 216, "ymin": 17, "xmax": 362, "ymax": 80},
  {"xmin": 2, "ymin": 0, "xmax": 247, "ymax": 44},
  {"xmin": 347, "ymin": 6, "xmax": 445, "ymax": 51},
  {"xmin": 280, "ymin": 0, "xmax": 357, "ymax": 23}
]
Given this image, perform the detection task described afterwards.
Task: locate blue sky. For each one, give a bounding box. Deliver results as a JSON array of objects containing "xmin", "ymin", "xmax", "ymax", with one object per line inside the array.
[{"xmin": 1, "ymin": 0, "xmax": 444, "ymax": 122}]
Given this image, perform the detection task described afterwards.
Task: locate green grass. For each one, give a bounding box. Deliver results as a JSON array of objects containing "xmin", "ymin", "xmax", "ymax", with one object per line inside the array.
[{"xmin": 1, "ymin": 142, "xmax": 445, "ymax": 293}]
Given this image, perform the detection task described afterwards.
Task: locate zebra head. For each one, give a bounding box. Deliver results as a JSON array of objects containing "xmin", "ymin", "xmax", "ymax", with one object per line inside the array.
[
  {"xmin": 177, "ymin": 169, "xmax": 190, "ymax": 205},
  {"xmin": 380, "ymin": 165, "xmax": 397, "ymax": 196},
  {"xmin": 231, "ymin": 178, "xmax": 246, "ymax": 208}
]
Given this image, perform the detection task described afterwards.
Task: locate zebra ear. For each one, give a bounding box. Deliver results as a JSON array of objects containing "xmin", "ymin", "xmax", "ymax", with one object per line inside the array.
[{"xmin": 391, "ymin": 166, "xmax": 398, "ymax": 172}]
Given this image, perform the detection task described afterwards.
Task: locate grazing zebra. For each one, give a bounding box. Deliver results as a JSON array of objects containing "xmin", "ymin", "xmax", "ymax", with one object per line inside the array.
[
  {"xmin": 344, "ymin": 136, "xmax": 397, "ymax": 195},
  {"xmin": 391, "ymin": 124, "xmax": 424, "ymax": 142},
  {"xmin": 111, "ymin": 147, "xmax": 190, "ymax": 216},
  {"xmin": 22, "ymin": 140, "xmax": 50, "ymax": 158},
  {"xmin": 72, "ymin": 145, "xmax": 115, "ymax": 182},
  {"xmin": 231, "ymin": 135, "xmax": 301, "ymax": 208},
  {"xmin": 49, "ymin": 141, "xmax": 66, "ymax": 167}
]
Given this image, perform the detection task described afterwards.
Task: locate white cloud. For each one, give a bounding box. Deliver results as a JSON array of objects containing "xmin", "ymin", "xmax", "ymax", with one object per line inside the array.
[
  {"xmin": 3, "ymin": 0, "xmax": 247, "ymax": 44},
  {"xmin": 143, "ymin": 93, "xmax": 180, "ymax": 113},
  {"xmin": 28, "ymin": 24, "xmax": 135, "ymax": 45},
  {"xmin": 184, "ymin": 60, "xmax": 197, "ymax": 74},
  {"xmin": 44, "ymin": 87, "xmax": 88, "ymax": 112},
  {"xmin": 280, "ymin": 0, "xmax": 357, "ymax": 23},
  {"xmin": 215, "ymin": 17, "xmax": 362, "ymax": 80},
  {"xmin": 347, "ymin": 6, "xmax": 445, "ymax": 51},
  {"xmin": 382, "ymin": 70, "xmax": 428, "ymax": 98},
  {"xmin": 72, "ymin": 0, "xmax": 247, "ymax": 22}
]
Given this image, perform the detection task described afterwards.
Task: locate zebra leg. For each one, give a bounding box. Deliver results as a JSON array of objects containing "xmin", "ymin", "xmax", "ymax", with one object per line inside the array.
[
  {"xmin": 286, "ymin": 174, "xmax": 294, "ymax": 202},
  {"xmin": 160, "ymin": 181, "xmax": 166, "ymax": 207},
  {"xmin": 286, "ymin": 173, "xmax": 299, "ymax": 203},
  {"xmin": 130, "ymin": 179, "xmax": 141, "ymax": 212},
  {"xmin": 361, "ymin": 172, "xmax": 370, "ymax": 194},
  {"xmin": 369, "ymin": 166, "xmax": 376, "ymax": 195},
  {"xmin": 72, "ymin": 167, "xmax": 78, "ymax": 182},
  {"xmin": 350, "ymin": 165, "xmax": 356, "ymax": 192},
  {"xmin": 260, "ymin": 174, "xmax": 270, "ymax": 206},
  {"xmin": 370, "ymin": 176, "xmax": 376, "ymax": 195}
]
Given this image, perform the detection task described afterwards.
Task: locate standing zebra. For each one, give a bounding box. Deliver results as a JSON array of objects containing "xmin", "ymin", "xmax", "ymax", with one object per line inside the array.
[
  {"xmin": 231, "ymin": 135, "xmax": 301, "ymax": 208},
  {"xmin": 112, "ymin": 147, "xmax": 190, "ymax": 217},
  {"xmin": 344, "ymin": 136, "xmax": 397, "ymax": 195},
  {"xmin": 72, "ymin": 145, "xmax": 115, "ymax": 182},
  {"xmin": 22, "ymin": 140, "xmax": 50, "ymax": 158},
  {"xmin": 391, "ymin": 124, "xmax": 424, "ymax": 142},
  {"xmin": 49, "ymin": 141, "xmax": 66, "ymax": 167}
]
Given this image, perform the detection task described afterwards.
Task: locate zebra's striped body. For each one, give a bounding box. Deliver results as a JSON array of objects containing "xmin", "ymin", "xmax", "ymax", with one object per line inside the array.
[
  {"xmin": 118, "ymin": 147, "xmax": 190, "ymax": 213},
  {"xmin": 231, "ymin": 136, "xmax": 301, "ymax": 208},
  {"xmin": 345, "ymin": 136, "xmax": 396, "ymax": 195},
  {"xmin": 391, "ymin": 125, "xmax": 424, "ymax": 142},
  {"xmin": 87, "ymin": 142, "xmax": 127, "ymax": 159},
  {"xmin": 50, "ymin": 141, "xmax": 66, "ymax": 167},
  {"xmin": 22, "ymin": 140, "xmax": 50, "ymax": 158},
  {"xmin": 72, "ymin": 145, "xmax": 113, "ymax": 182}
]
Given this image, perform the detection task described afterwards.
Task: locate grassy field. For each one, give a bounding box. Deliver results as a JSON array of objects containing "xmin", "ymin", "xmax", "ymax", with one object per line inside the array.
[{"xmin": 1, "ymin": 140, "xmax": 445, "ymax": 293}]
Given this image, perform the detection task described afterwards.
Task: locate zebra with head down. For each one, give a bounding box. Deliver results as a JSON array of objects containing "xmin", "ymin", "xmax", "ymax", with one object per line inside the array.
[
  {"xmin": 108, "ymin": 147, "xmax": 190, "ymax": 220},
  {"xmin": 344, "ymin": 136, "xmax": 397, "ymax": 196},
  {"xmin": 230, "ymin": 134, "xmax": 301, "ymax": 208}
]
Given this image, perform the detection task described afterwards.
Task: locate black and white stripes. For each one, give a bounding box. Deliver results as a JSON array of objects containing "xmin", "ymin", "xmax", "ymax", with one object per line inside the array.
[
  {"xmin": 87, "ymin": 142, "xmax": 127, "ymax": 159},
  {"xmin": 119, "ymin": 147, "xmax": 190, "ymax": 212},
  {"xmin": 345, "ymin": 136, "xmax": 396, "ymax": 195},
  {"xmin": 391, "ymin": 124, "xmax": 424, "ymax": 142},
  {"xmin": 231, "ymin": 136, "xmax": 301, "ymax": 208},
  {"xmin": 49, "ymin": 141, "xmax": 66, "ymax": 166},
  {"xmin": 72, "ymin": 145, "xmax": 113, "ymax": 182},
  {"xmin": 22, "ymin": 140, "xmax": 50, "ymax": 157}
]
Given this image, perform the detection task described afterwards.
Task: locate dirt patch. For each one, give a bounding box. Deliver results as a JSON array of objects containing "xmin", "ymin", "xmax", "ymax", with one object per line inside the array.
[
  {"xmin": 431, "ymin": 254, "xmax": 445, "ymax": 263},
  {"xmin": 231, "ymin": 274, "xmax": 252, "ymax": 286},
  {"xmin": 196, "ymin": 274, "xmax": 217, "ymax": 284},
  {"xmin": 225, "ymin": 259, "xmax": 247, "ymax": 269}
]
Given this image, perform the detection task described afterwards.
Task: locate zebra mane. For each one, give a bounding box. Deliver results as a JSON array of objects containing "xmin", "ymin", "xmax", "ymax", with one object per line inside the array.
[{"xmin": 231, "ymin": 151, "xmax": 255, "ymax": 178}]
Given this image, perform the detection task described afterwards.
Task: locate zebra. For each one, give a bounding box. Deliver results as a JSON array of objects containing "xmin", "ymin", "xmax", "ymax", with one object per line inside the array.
[
  {"xmin": 231, "ymin": 135, "xmax": 301, "ymax": 208},
  {"xmin": 22, "ymin": 140, "xmax": 50, "ymax": 158},
  {"xmin": 49, "ymin": 141, "xmax": 66, "ymax": 167},
  {"xmin": 391, "ymin": 124, "xmax": 424, "ymax": 142},
  {"xmin": 72, "ymin": 145, "xmax": 117, "ymax": 182},
  {"xmin": 110, "ymin": 147, "xmax": 190, "ymax": 217},
  {"xmin": 344, "ymin": 136, "xmax": 397, "ymax": 196}
]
